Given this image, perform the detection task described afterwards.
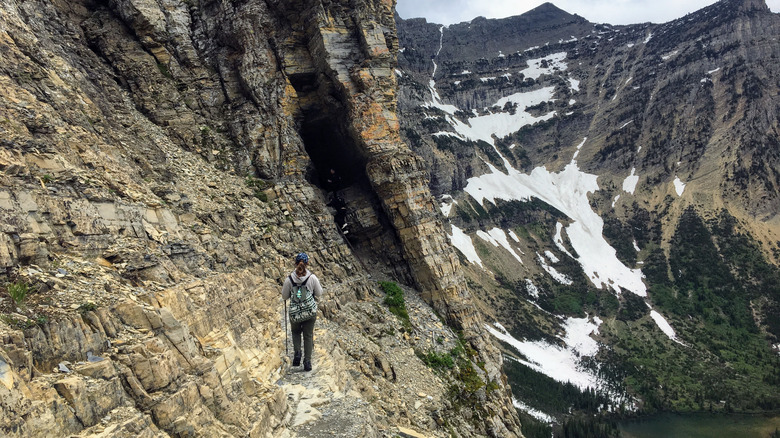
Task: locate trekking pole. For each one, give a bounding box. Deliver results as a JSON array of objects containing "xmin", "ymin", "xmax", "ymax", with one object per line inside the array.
[{"xmin": 284, "ymin": 299, "xmax": 288, "ymax": 356}]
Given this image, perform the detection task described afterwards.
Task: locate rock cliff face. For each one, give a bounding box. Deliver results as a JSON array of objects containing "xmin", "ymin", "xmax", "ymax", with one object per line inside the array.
[
  {"xmin": 0, "ymin": 0, "xmax": 521, "ymax": 437},
  {"xmin": 399, "ymin": 0, "xmax": 780, "ymax": 235},
  {"xmin": 397, "ymin": 0, "xmax": 780, "ymax": 427}
]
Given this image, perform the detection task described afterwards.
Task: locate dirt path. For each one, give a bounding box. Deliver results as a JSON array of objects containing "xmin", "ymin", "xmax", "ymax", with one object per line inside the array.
[{"xmin": 275, "ymin": 322, "xmax": 379, "ymax": 437}]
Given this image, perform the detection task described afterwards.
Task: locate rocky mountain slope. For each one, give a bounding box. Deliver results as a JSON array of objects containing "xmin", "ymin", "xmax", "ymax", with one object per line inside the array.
[
  {"xmin": 397, "ymin": 0, "xmax": 780, "ymax": 433},
  {"xmin": 0, "ymin": 0, "xmax": 523, "ymax": 436}
]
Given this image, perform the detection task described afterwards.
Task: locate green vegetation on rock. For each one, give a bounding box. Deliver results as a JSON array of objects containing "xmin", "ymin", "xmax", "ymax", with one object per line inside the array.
[
  {"xmin": 379, "ymin": 281, "xmax": 411, "ymax": 331},
  {"xmin": 6, "ymin": 281, "xmax": 29, "ymax": 306}
]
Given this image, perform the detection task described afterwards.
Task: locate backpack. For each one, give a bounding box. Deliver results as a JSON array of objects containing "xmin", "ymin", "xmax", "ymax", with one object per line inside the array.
[{"xmin": 288, "ymin": 274, "xmax": 317, "ymax": 323}]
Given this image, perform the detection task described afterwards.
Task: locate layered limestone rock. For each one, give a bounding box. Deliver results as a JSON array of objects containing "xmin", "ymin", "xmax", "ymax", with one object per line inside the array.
[
  {"xmin": 0, "ymin": 0, "xmax": 521, "ymax": 436},
  {"xmin": 1, "ymin": 271, "xmax": 291, "ymax": 437},
  {"xmin": 279, "ymin": 3, "xmax": 520, "ymax": 434}
]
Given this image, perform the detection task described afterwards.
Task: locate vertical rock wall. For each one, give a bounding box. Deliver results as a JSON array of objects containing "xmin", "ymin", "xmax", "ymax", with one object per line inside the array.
[
  {"xmin": 0, "ymin": 0, "xmax": 522, "ymax": 435},
  {"xmin": 277, "ymin": 1, "xmax": 521, "ymax": 435}
]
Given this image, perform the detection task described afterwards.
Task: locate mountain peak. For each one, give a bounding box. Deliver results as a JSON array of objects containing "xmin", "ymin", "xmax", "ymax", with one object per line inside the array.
[
  {"xmin": 520, "ymin": 2, "xmax": 586, "ymax": 23},
  {"xmin": 527, "ymin": 2, "xmax": 568, "ymax": 15}
]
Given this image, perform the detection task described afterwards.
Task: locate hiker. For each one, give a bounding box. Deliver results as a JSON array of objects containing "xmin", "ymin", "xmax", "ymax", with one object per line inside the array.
[
  {"xmin": 324, "ymin": 168, "xmax": 342, "ymax": 192},
  {"xmin": 281, "ymin": 252, "xmax": 323, "ymax": 371},
  {"xmin": 323, "ymin": 168, "xmax": 349, "ymax": 234},
  {"xmin": 329, "ymin": 192, "xmax": 349, "ymax": 234}
]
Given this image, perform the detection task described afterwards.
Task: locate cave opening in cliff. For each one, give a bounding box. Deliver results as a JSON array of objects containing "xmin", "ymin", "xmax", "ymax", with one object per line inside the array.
[{"xmin": 299, "ymin": 115, "xmax": 365, "ymax": 191}]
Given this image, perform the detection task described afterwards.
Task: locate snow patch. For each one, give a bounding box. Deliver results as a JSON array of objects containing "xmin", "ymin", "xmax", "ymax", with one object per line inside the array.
[
  {"xmin": 649, "ymin": 310, "xmax": 682, "ymax": 344},
  {"xmin": 464, "ymin": 161, "xmax": 647, "ymax": 296},
  {"xmin": 622, "ymin": 168, "xmax": 639, "ymax": 194},
  {"xmin": 477, "ymin": 228, "xmax": 524, "ymax": 263},
  {"xmin": 568, "ymin": 77, "xmax": 580, "ymax": 91},
  {"xmin": 662, "ymin": 50, "xmax": 679, "ymax": 60},
  {"xmin": 424, "ymin": 80, "xmax": 460, "ymax": 114},
  {"xmin": 440, "ymin": 195, "xmax": 456, "ymax": 217},
  {"xmin": 571, "ymin": 137, "xmax": 587, "ymax": 162},
  {"xmin": 544, "ymin": 250, "xmax": 560, "ymax": 264},
  {"xmin": 508, "ymin": 229, "xmax": 521, "ymax": 242},
  {"xmin": 673, "ymin": 176, "xmax": 686, "ymax": 196},
  {"xmin": 538, "ymin": 252, "xmax": 572, "ymax": 285},
  {"xmin": 432, "ymin": 131, "xmax": 459, "ymax": 138},
  {"xmin": 525, "ymin": 279, "xmax": 540, "ymax": 298},
  {"xmin": 447, "ymin": 225, "xmax": 483, "ymax": 267},
  {"xmin": 446, "ymin": 87, "xmax": 557, "ymax": 145},
  {"xmin": 487, "ymin": 320, "xmax": 604, "ymax": 391},
  {"xmin": 513, "ymin": 398, "xmax": 555, "ymax": 423},
  {"xmin": 520, "ymin": 52, "xmax": 568, "ymax": 80},
  {"xmin": 562, "ymin": 316, "xmax": 601, "ymax": 357}
]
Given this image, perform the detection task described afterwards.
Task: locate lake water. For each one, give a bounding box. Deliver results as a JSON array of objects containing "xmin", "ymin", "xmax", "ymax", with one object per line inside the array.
[{"xmin": 619, "ymin": 413, "xmax": 780, "ymax": 438}]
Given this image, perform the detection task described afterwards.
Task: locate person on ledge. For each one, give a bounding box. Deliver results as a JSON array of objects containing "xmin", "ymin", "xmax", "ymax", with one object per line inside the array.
[{"xmin": 281, "ymin": 252, "xmax": 323, "ymax": 371}]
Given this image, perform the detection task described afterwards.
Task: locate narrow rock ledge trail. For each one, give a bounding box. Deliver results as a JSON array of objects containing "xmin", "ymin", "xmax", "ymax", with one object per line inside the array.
[{"xmin": 275, "ymin": 321, "xmax": 378, "ymax": 438}]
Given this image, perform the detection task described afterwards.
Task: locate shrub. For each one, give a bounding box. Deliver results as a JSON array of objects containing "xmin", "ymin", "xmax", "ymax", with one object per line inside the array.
[
  {"xmin": 245, "ymin": 176, "xmax": 271, "ymax": 202},
  {"xmin": 78, "ymin": 302, "xmax": 98, "ymax": 313},
  {"xmin": 7, "ymin": 282, "xmax": 29, "ymax": 306},
  {"xmin": 156, "ymin": 62, "xmax": 172, "ymax": 79},
  {"xmin": 254, "ymin": 191, "xmax": 268, "ymax": 202},
  {"xmin": 456, "ymin": 359, "xmax": 485, "ymax": 393},
  {"xmin": 420, "ymin": 350, "xmax": 455, "ymax": 370},
  {"xmin": 379, "ymin": 281, "xmax": 411, "ymax": 330}
]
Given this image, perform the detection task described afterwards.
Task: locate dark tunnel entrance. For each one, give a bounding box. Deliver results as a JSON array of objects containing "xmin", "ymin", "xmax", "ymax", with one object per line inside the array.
[
  {"xmin": 290, "ymin": 74, "xmax": 416, "ymax": 285},
  {"xmin": 299, "ymin": 115, "xmax": 364, "ymax": 192}
]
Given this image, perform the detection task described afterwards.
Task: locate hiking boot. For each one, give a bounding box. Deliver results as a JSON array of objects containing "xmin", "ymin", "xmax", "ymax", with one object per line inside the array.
[
  {"xmin": 292, "ymin": 352, "xmax": 301, "ymax": 367},
  {"xmin": 303, "ymin": 360, "xmax": 312, "ymax": 372}
]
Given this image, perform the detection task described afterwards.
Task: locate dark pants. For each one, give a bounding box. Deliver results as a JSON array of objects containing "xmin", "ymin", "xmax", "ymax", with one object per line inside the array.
[{"xmin": 290, "ymin": 316, "xmax": 316, "ymax": 362}]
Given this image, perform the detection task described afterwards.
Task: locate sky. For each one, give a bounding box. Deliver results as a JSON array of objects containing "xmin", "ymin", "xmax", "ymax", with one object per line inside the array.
[{"xmin": 396, "ymin": 0, "xmax": 780, "ymax": 26}]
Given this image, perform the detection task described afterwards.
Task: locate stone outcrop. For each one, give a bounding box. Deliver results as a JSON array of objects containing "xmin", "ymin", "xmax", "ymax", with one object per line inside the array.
[
  {"xmin": 1, "ymin": 271, "xmax": 291, "ymax": 436},
  {"xmin": 0, "ymin": 0, "xmax": 521, "ymax": 436}
]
